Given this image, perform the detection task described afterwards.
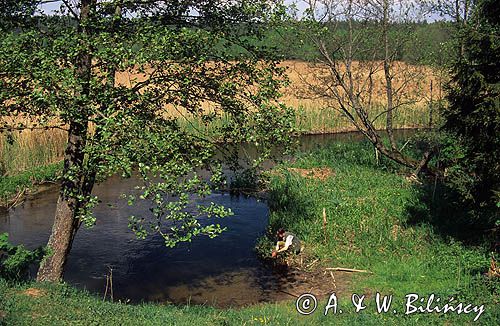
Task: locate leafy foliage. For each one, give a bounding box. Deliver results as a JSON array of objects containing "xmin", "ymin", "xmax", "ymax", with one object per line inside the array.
[
  {"xmin": 441, "ymin": 0, "xmax": 499, "ymax": 225},
  {"xmin": 0, "ymin": 233, "xmax": 44, "ymax": 281},
  {"xmin": 0, "ymin": 0, "xmax": 37, "ymax": 30},
  {"xmin": 0, "ymin": 1, "xmax": 296, "ymax": 255}
]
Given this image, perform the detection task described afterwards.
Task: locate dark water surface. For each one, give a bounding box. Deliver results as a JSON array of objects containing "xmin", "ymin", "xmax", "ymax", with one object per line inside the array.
[
  {"xmin": 1, "ymin": 178, "xmax": 272, "ymax": 306},
  {"xmin": 0, "ymin": 131, "xmax": 418, "ymax": 307}
]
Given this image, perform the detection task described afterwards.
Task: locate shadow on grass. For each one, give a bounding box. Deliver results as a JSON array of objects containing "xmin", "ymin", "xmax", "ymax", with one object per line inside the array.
[
  {"xmin": 405, "ymin": 180, "xmax": 498, "ymax": 249},
  {"xmin": 266, "ymin": 172, "xmax": 317, "ymax": 234}
]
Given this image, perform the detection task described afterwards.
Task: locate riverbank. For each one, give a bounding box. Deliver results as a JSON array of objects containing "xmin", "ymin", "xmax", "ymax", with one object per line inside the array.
[
  {"xmin": 0, "ymin": 163, "xmax": 62, "ymax": 209},
  {"xmin": 262, "ymin": 141, "xmax": 498, "ymax": 323},
  {"xmin": 1, "ymin": 141, "xmax": 498, "ymax": 325},
  {"xmin": 0, "ymin": 129, "xmax": 423, "ymax": 208}
]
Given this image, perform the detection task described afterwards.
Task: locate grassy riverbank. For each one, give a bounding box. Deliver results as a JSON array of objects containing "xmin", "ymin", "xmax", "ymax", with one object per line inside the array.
[
  {"xmin": 0, "ymin": 163, "xmax": 62, "ymax": 207},
  {"xmin": 1, "ymin": 142, "xmax": 498, "ymax": 325},
  {"xmin": 264, "ymin": 142, "xmax": 498, "ymax": 323}
]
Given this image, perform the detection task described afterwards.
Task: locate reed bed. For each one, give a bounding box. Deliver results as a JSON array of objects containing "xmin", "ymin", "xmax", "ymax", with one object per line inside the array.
[
  {"xmin": 0, "ymin": 129, "xmax": 66, "ymax": 176},
  {"xmin": 281, "ymin": 60, "xmax": 439, "ymax": 133},
  {"xmin": 0, "ymin": 60, "xmax": 441, "ymax": 175}
]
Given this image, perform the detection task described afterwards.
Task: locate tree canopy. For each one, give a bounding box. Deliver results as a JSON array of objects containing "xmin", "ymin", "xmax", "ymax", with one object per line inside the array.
[{"xmin": 0, "ymin": 0, "xmax": 295, "ymax": 281}]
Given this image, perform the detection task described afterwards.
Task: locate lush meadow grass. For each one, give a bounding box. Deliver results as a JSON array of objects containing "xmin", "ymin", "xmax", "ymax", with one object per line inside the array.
[
  {"xmin": 264, "ymin": 141, "xmax": 497, "ymax": 324},
  {"xmin": 1, "ymin": 277, "xmax": 494, "ymax": 326},
  {"xmin": 1, "ymin": 141, "xmax": 497, "ymax": 325}
]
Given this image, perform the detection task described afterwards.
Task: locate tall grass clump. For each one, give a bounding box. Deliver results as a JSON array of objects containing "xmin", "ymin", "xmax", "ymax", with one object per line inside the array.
[
  {"xmin": 293, "ymin": 103, "xmax": 432, "ymax": 134},
  {"xmin": 0, "ymin": 129, "xmax": 66, "ymax": 176}
]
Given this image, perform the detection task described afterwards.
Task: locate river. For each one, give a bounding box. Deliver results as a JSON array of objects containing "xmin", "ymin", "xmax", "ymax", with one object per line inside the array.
[{"xmin": 0, "ymin": 130, "xmax": 418, "ymax": 307}]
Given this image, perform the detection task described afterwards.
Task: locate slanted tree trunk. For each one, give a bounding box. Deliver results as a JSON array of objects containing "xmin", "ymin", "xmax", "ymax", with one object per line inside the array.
[
  {"xmin": 37, "ymin": 0, "xmax": 94, "ymax": 282},
  {"xmin": 36, "ymin": 123, "xmax": 88, "ymax": 282}
]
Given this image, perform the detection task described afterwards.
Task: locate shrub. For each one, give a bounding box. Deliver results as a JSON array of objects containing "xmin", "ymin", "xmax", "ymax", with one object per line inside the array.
[{"xmin": 0, "ymin": 233, "xmax": 44, "ymax": 281}]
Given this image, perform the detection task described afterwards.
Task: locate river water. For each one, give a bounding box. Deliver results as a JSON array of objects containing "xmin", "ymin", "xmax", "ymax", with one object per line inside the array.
[{"xmin": 0, "ymin": 131, "xmax": 417, "ymax": 307}]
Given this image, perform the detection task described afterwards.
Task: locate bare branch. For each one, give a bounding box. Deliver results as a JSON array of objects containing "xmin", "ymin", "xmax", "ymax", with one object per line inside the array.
[{"xmin": 0, "ymin": 125, "xmax": 68, "ymax": 132}]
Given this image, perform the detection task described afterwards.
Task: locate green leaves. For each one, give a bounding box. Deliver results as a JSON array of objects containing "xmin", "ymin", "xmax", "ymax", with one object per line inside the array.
[
  {"xmin": 0, "ymin": 233, "xmax": 45, "ymax": 281},
  {"xmin": 1, "ymin": 1, "xmax": 296, "ymax": 251}
]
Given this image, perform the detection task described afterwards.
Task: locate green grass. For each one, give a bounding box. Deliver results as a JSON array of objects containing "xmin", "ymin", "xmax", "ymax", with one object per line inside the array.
[
  {"xmin": 0, "ymin": 162, "xmax": 62, "ymax": 205},
  {"xmin": 1, "ymin": 276, "xmax": 496, "ymax": 325},
  {"xmin": 263, "ymin": 141, "xmax": 498, "ymax": 324},
  {"xmin": 0, "ymin": 141, "xmax": 498, "ymax": 325},
  {"xmin": 264, "ymin": 143, "xmax": 500, "ymax": 322}
]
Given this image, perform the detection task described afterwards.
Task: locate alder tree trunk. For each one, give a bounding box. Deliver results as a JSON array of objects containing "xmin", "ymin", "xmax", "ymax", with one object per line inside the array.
[
  {"xmin": 36, "ymin": 0, "xmax": 94, "ymax": 282},
  {"xmin": 36, "ymin": 123, "xmax": 89, "ymax": 282}
]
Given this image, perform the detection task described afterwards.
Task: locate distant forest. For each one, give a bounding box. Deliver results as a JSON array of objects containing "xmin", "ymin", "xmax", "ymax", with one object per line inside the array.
[
  {"xmin": 21, "ymin": 14, "xmax": 453, "ymax": 66},
  {"xmin": 228, "ymin": 21, "xmax": 454, "ymax": 65}
]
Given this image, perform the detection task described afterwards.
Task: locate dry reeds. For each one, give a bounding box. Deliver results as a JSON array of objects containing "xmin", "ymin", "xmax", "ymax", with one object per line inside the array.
[
  {"xmin": 280, "ymin": 60, "xmax": 440, "ymax": 133},
  {"xmin": 0, "ymin": 128, "xmax": 66, "ymax": 175},
  {"xmin": 0, "ymin": 60, "xmax": 441, "ymax": 175}
]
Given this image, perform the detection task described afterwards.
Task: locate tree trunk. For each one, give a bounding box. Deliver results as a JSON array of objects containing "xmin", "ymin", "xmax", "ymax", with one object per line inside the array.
[
  {"xmin": 36, "ymin": 0, "xmax": 94, "ymax": 282},
  {"xmin": 36, "ymin": 122, "xmax": 88, "ymax": 282},
  {"xmin": 382, "ymin": 0, "xmax": 397, "ymax": 152},
  {"xmin": 306, "ymin": 0, "xmax": 436, "ymax": 176},
  {"xmin": 35, "ymin": 189, "xmax": 81, "ymax": 281}
]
